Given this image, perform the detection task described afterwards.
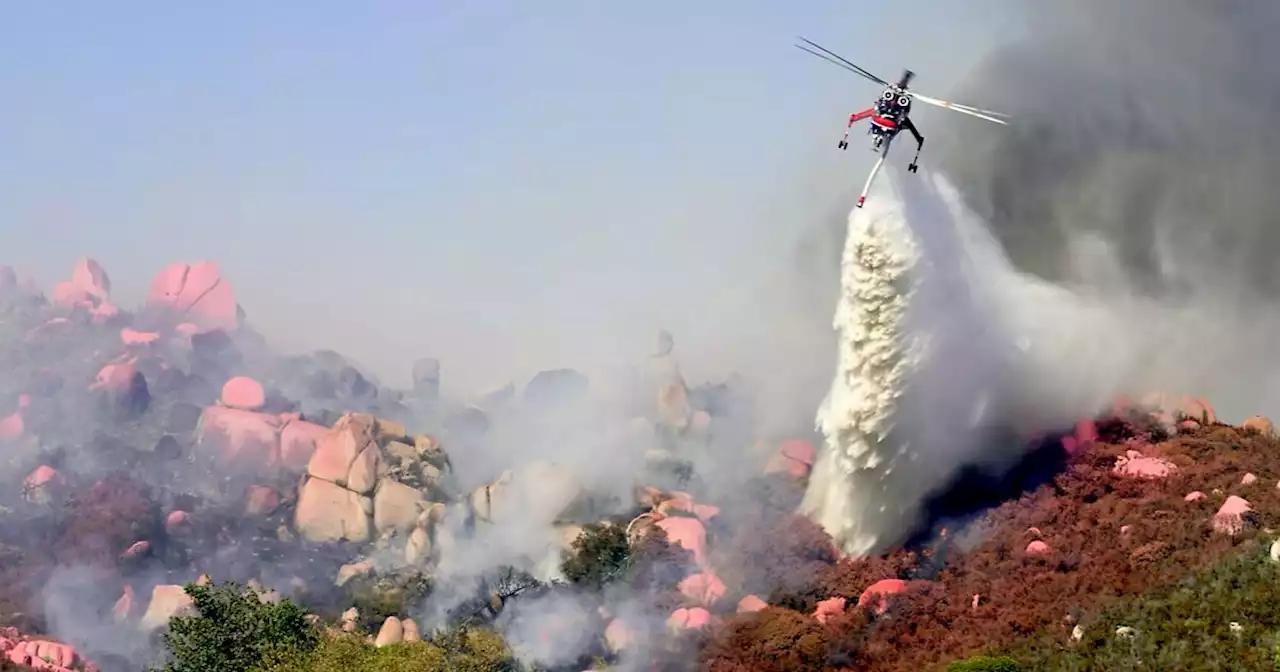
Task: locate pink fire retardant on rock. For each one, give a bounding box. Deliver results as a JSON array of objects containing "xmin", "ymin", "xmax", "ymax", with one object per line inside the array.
[
  {"xmin": 737, "ymin": 595, "xmax": 768, "ymax": 613},
  {"xmin": 678, "ymin": 571, "xmax": 727, "ymax": 606},
  {"xmin": 121, "ymin": 541, "xmax": 150, "ymax": 561},
  {"xmin": 113, "ymin": 585, "xmax": 136, "ymax": 621},
  {"xmin": 51, "ymin": 283, "xmax": 93, "ymax": 309},
  {"xmin": 1061, "ymin": 417, "xmax": 1100, "ymax": 456},
  {"xmin": 244, "ymin": 485, "xmax": 280, "ymax": 517},
  {"xmin": 51, "ymin": 258, "xmax": 117, "ymax": 325},
  {"xmin": 23, "ymin": 466, "xmax": 65, "ymax": 506},
  {"xmin": 1026, "ymin": 540, "xmax": 1051, "ymax": 555},
  {"xmin": 71, "ymin": 257, "xmax": 110, "ymax": 298},
  {"xmin": 0, "ymin": 408, "xmax": 22, "ymax": 439},
  {"xmin": 90, "ymin": 300, "xmax": 119, "ymax": 323},
  {"xmin": 120, "ymin": 328, "xmax": 161, "ymax": 346},
  {"xmin": 782, "ymin": 438, "xmax": 816, "ymax": 475},
  {"xmin": 90, "ymin": 360, "xmax": 138, "ymax": 392},
  {"xmin": 1185, "ymin": 491, "xmax": 1207, "ymax": 502},
  {"xmin": 657, "ymin": 492, "xmax": 721, "ymax": 522},
  {"xmin": 147, "ymin": 261, "xmax": 239, "ymax": 332},
  {"xmin": 25, "ymin": 465, "xmax": 60, "ymax": 489},
  {"xmin": 279, "ymin": 419, "xmax": 325, "ymax": 471},
  {"xmin": 857, "ymin": 579, "xmax": 910, "ymax": 615},
  {"xmin": 196, "ymin": 406, "xmax": 283, "ymax": 473},
  {"xmin": 654, "ymin": 516, "xmax": 708, "ymax": 568},
  {"xmin": 781, "ymin": 438, "xmax": 816, "ymax": 463},
  {"xmin": 766, "ymin": 438, "xmax": 817, "ymax": 478},
  {"xmin": 165, "ymin": 510, "xmax": 193, "ymax": 536},
  {"xmin": 307, "ymin": 415, "xmax": 372, "ymax": 484},
  {"xmin": 813, "ymin": 596, "xmax": 847, "ymax": 623},
  {"xmin": 221, "ymin": 376, "xmax": 266, "ymax": 411},
  {"xmin": 1214, "ymin": 496, "xmax": 1253, "ymax": 535},
  {"xmin": 0, "ymin": 627, "xmax": 97, "ymax": 672},
  {"xmin": 667, "ymin": 607, "xmax": 713, "ymax": 631},
  {"xmin": 1112, "ymin": 451, "xmax": 1176, "ymax": 479}
]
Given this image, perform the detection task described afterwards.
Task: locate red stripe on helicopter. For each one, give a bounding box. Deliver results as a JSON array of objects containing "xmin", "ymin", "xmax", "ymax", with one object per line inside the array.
[{"xmin": 871, "ymin": 116, "xmax": 898, "ymax": 128}]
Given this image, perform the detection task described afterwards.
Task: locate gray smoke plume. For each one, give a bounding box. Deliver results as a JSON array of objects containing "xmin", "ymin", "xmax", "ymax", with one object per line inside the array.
[
  {"xmin": 938, "ymin": 0, "xmax": 1280, "ymax": 291},
  {"xmin": 929, "ymin": 0, "xmax": 1280, "ymax": 421}
]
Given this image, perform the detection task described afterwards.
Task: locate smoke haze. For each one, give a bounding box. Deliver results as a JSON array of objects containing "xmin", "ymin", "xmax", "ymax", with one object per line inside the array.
[
  {"xmin": 934, "ymin": 0, "xmax": 1280, "ymax": 421},
  {"xmin": 24, "ymin": 1, "xmax": 1280, "ymax": 667},
  {"xmin": 0, "ymin": 2, "xmax": 1005, "ymax": 401}
]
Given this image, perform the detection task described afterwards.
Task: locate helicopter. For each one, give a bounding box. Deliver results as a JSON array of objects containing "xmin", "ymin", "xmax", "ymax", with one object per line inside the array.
[{"xmin": 795, "ymin": 37, "xmax": 1010, "ymax": 208}]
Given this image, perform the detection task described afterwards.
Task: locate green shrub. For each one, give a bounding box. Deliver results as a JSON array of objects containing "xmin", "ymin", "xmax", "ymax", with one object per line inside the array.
[
  {"xmin": 999, "ymin": 544, "xmax": 1280, "ymax": 670},
  {"xmin": 259, "ymin": 627, "xmax": 515, "ymax": 672},
  {"xmin": 258, "ymin": 636, "xmax": 444, "ymax": 672},
  {"xmin": 947, "ymin": 655, "xmax": 1022, "ymax": 672},
  {"xmin": 345, "ymin": 570, "xmax": 433, "ymax": 632},
  {"xmin": 154, "ymin": 581, "xmax": 319, "ymax": 672},
  {"xmin": 434, "ymin": 626, "xmax": 517, "ymax": 670},
  {"xmin": 560, "ymin": 522, "xmax": 631, "ymax": 590}
]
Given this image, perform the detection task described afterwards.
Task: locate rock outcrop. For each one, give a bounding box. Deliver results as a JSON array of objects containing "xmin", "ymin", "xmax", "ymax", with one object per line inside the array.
[{"xmin": 293, "ymin": 412, "xmax": 453, "ymax": 573}]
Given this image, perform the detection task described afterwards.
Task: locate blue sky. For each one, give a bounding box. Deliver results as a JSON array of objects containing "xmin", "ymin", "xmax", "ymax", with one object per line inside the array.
[{"xmin": 0, "ymin": 2, "xmax": 1019, "ymax": 391}]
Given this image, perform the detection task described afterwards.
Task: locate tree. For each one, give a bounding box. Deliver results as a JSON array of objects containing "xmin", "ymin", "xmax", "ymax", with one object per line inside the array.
[
  {"xmin": 560, "ymin": 522, "xmax": 631, "ymax": 590},
  {"xmin": 626, "ymin": 526, "xmax": 698, "ymax": 614},
  {"xmin": 156, "ymin": 581, "xmax": 319, "ymax": 672},
  {"xmin": 445, "ymin": 566, "xmax": 545, "ymax": 628}
]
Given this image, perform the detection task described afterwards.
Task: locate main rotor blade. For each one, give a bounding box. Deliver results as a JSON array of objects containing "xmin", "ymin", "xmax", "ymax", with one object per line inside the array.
[
  {"xmin": 910, "ymin": 91, "xmax": 1010, "ymax": 118},
  {"xmin": 795, "ymin": 37, "xmax": 888, "ymax": 86},
  {"xmin": 794, "ymin": 45, "xmax": 884, "ymax": 85},
  {"xmin": 908, "ymin": 91, "xmax": 1010, "ymax": 125}
]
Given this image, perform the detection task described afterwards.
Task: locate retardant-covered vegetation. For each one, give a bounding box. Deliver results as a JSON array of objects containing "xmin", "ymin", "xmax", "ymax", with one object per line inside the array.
[
  {"xmin": 687, "ymin": 421, "xmax": 1280, "ymax": 671},
  {"xmin": 8, "ymin": 418, "xmax": 1280, "ymax": 671}
]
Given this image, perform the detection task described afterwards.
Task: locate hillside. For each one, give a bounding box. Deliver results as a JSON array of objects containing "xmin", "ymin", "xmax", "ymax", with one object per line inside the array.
[{"xmin": 0, "ymin": 258, "xmax": 1278, "ymax": 671}]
